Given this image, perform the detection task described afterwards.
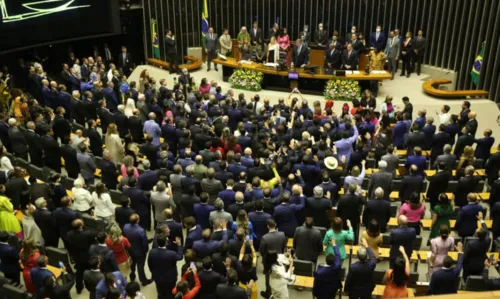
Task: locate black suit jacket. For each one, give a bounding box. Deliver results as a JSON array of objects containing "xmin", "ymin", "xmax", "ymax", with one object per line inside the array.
[
  {"xmin": 117, "ymin": 52, "xmax": 133, "ymax": 70},
  {"xmin": 337, "ymin": 193, "xmax": 365, "ymax": 226},
  {"xmin": 426, "ymin": 170, "xmax": 452, "ymax": 206},
  {"xmin": 293, "ymin": 226, "xmax": 323, "ymax": 262},
  {"xmin": 399, "ymin": 174, "xmax": 424, "ymax": 203},
  {"xmin": 293, "ymin": 45, "xmax": 309, "ymax": 66},
  {"xmin": 216, "ymin": 283, "xmax": 248, "ymax": 299},
  {"xmin": 87, "ymin": 128, "xmax": 103, "ymax": 157},
  {"xmin": 141, "ymin": 143, "xmax": 159, "ymax": 169},
  {"xmin": 115, "ymin": 207, "xmax": 135, "ymax": 230},
  {"xmin": 487, "ymin": 153, "xmax": 500, "ymax": 185},
  {"xmin": 405, "ymin": 131, "xmax": 426, "ymax": 156},
  {"xmin": 66, "ymin": 228, "xmax": 96, "ymax": 264},
  {"xmin": 33, "ymin": 208, "xmax": 59, "ymax": 246},
  {"xmin": 325, "ymin": 49, "xmax": 342, "ymax": 69},
  {"xmin": 99, "ymin": 108, "xmax": 114, "ymax": 134},
  {"xmin": 89, "ymin": 244, "xmax": 119, "ymax": 273},
  {"xmin": 83, "ymin": 269, "xmax": 104, "ymax": 299},
  {"xmin": 198, "ymin": 269, "xmax": 227, "ymax": 299},
  {"xmin": 165, "ymin": 36, "xmax": 177, "ymax": 54},
  {"xmin": 128, "ymin": 116, "xmax": 144, "ymax": 144},
  {"xmin": 430, "ymin": 132, "xmax": 450, "ymax": 161},
  {"xmin": 25, "ymin": 130, "xmax": 43, "ymax": 166},
  {"xmin": 53, "ymin": 115, "xmax": 72, "ymax": 141},
  {"xmin": 454, "ymin": 134, "xmax": 474, "ymax": 158},
  {"xmin": 363, "ymin": 199, "xmax": 391, "ymax": 231},
  {"xmin": 249, "ymin": 28, "xmax": 262, "ymax": 43},
  {"xmin": 342, "ymin": 49, "xmax": 359, "ymax": 70},
  {"xmin": 455, "ymin": 176, "xmax": 480, "ymax": 207},
  {"xmin": 8, "ymin": 127, "xmax": 28, "ymax": 155},
  {"xmin": 60, "ymin": 144, "xmax": 80, "ymax": 178},
  {"xmin": 101, "ymin": 159, "xmax": 118, "ymax": 190},
  {"xmin": 114, "ymin": 111, "xmax": 129, "ymax": 138}
]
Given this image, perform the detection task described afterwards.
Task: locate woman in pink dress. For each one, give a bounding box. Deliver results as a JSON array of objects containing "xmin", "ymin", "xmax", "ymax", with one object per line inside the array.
[
  {"xmin": 20, "ymin": 238, "xmax": 40, "ymax": 294},
  {"xmin": 399, "ymin": 192, "xmax": 426, "ymax": 235},
  {"xmin": 430, "ymin": 225, "xmax": 456, "ymax": 273},
  {"xmin": 198, "ymin": 78, "xmax": 211, "ymax": 94},
  {"xmin": 277, "ymin": 28, "xmax": 291, "ymax": 64}
]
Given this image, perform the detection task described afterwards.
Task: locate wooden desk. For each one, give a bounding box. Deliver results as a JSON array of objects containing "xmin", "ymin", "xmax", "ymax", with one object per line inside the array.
[
  {"xmin": 388, "ymin": 218, "xmax": 492, "ymax": 229},
  {"xmin": 309, "ymin": 49, "xmax": 325, "ymax": 67},
  {"xmin": 423, "ymin": 79, "xmax": 489, "ymax": 98},
  {"xmin": 478, "ymin": 192, "xmax": 490, "ymax": 200},
  {"xmin": 293, "ymin": 275, "xmax": 314, "ymax": 288},
  {"xmin": 146, "ymin": 56, "xmax": 202, "ymax": 71},
  {"xmin": 417, "ymin": 251, "xmax": 499, "ymax": 262},
  {"xmin": 48, "ymin": 265, "xmax": 62, "ymax": 278},
  {"xmin": 345, "ymin": 245, "xmax": 419, "ymax": 261},
  {"xmin": 213, "ymin": 57, "xmax": 392, "ymax": 81},
  {"xmin": 287, "ymin": 238, "xmax": 293, "ymax": 248},
  {"xmin": 143, "ymin": 133, "xmax": 164, "ymax": 144},
  {"xmin": 396, "ymin": 150, "xmax": 431, "ymax": 156}
]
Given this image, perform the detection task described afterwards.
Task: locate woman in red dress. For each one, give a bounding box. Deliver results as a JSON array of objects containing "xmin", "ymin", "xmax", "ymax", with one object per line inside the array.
[
  {"xmin": 20, "ymin": 238, "xmax": 40, "ymax": 294},
  {"xmin": 105, "ymin": 224, "xmax": 132, "ymax": 278}
]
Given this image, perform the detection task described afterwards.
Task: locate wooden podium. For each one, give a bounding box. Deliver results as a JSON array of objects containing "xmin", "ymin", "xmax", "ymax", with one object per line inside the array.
[{"xmin": 309, "ymin": 48, "xmax": 325, "ymax": 67}]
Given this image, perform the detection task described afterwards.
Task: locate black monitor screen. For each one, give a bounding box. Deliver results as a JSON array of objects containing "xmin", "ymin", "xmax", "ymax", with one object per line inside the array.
[{"xmin": 0, "ymin": 0, "xmax": 120, "ymax": 53}]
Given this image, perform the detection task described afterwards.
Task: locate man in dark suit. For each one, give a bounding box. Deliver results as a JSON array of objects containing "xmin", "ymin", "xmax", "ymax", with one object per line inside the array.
[
  {"xmin": 178, "ymin": 68, "xmax": 191, "ymax": 86},
  {"xmin": 147, "ymin": 233, "xmax": 183, "ymax": 298},
  {"xmin": 60, "ymin": 136, "xmax": 80, "ymax": 179},
  {"xmin": 249, "ymin": 22, "xmax": 262, "ymax": 44},
  {"xmin": 205, "ymin": 27, "xmax": 219, "ymax": 71},
  {"xmin": 89, "ymin": 232, "xmax": 119, "ymax": 274},
  {"xmin": 193, "ymin": 228, "xmax": 229, "ymax": 259},
  {"xmin": 299, "ymin": 25, "xmax": 312, "ymax": 44},
  {"xmin": 83, "ymin": 256, "xmax": 105, "ymax": 299},
  {"xmin": 138, "ymin": 160, "xmax": 159, "ymax": 191},
  {"xmin": 405, "ymin": 147, "xmax": 427, "ymax": 177},
  {"xmin": 389, "ymin": 215, "xmax": 416, "ymax": 267},
  {"xmin": 268, "ymin": 23, "xmax": 279, "ymax": 39},
  {"xmin": 194, "ymin": 193, "xmax": 216, "ymax": 229},
  {"xmin": 54, "ymin": 196, "xmax": 81, "ymax": 250},
  {"xmin": 433, "ymin": 144, "xmax": 457, "ymax": 171},
  {"xmin": 474, "ymin": 129, "xmax": 494, "ymax": 163},
  {"xmin": 350, "ymin": 33, "xmax": 364, "ymax": 52},
  {"xmin": 114, "ymin": 105, "xmax": 129, "ymax": 138},
  {"xmin": 87, "ymin": 120, "xmax": 103, "ymax": 157},
  {"xmin": 306, "ymin": 186, "xmax": 333, "ymax": 228},
  {"xmin": 455, "ymin": 127, "xmax": 474, "ymax": 158},
  {"xmin": 103, "ymin": 82, "xmax": 119, "ymax": 112},
  {"xmin": 98, "ymin": 101, "xmax": 114, "ymax": 135},
  {"xmin": 426, "ymin": 163, "xmax": 452, "ymax": 209},
  {"xmin": 344, "ymin": 239, "xmax": 377, "ymax": 299},
  {"xmin": 325, "ymin": 43, "xmax": 342, "ymax": 69},
  {"xmin": 101, "ymin": 151, "xmax": 118, "ymax": 190},
  {"xmin": 363, "ymin": 187, "xmax": 391, "ymax": 232},
  {"xmin": 123, "ymin": 178, "xmax": 151, "ymax": 230},
  {"xmin": 370, "ymin": 25, "xmax": 387, "ymax": 50},
  {"xmin": 41, "ymin": 129, "xmax": 62, "ymax": 173},
  {"xmin": 30, "ymin": 255, "xmax": 54, "ymax": 296},
  {"xmin": 198, "ymin": 256, "xmax": 227, "ymax": 299},
  {"xmin": 421, "ymin": 117, "xmax": 436, "ymax": 150},
  {"xmin": 368, "ymin": 160, "xmax": 393, "ymax": 201},
  {"xmin": 129, "ymin": 109, "xmax": 145, "ymax": 144},
  {"xmin": 399, "ymin": 165, "xmax": 424, "ymax": 204},
  {"xmin": 273, "ymin": 192, "xmax": 305, "ymax": 238},
  {"xmin": 430, "ymin": 125, "xmax": 450, "ymax": 164},
  {"xmin": 466, "ymin": 112, "xmax": 478, "ymax": 138},
  {"xmin": 427, "ymin": 243, "xmax": 464, "ymax": 295},
  {"xmin": 405, "ymin": 123, "xmax": 426, "ymax": 155},
  {"xmin": 392, "ymin": 114, "xmax": 407, "ymax": 148},
  {"xmin": 293, "ymin": 39, "xmax": 309, "ymax": 67},
  {"xmin": 33, "ymin": 198, "xmax": 59, "ymax": 247},
  {"xmin": 248, "ymin": 200, "xmax": 271, "ymax": 250},
  {"xmin": 342, "ymin": 43, "xmax": 359, "ymax": 70},
  {"xmin": 486, "ymin": 144, "xmax": 500, "ymax": 185},
  {"xmin": 24, "ymin": 121, "xmax": 44, "ymax": 167},
  {"xmin": 455, "ymin": 193, "xmax": 483, "ymax": 238},
  {"xmin": 463, "ymin": 222, "xmax": 489, "ymax": 280},
  {"xmin": 0, "ymin": 230, "xmax": 20, "ymax": 284},
  {"xmin": 123, "ymin": 214, "xmax": 153, "ymax": 285},
  {"xmin": 161, "ymin": 209, "xmax": 184, "ymax": 248},
  {"xmin": 337, "ymin": 183, "xmax": 365, "ymax": 243},
  {"xmin": 8, "ymin": 119, "xmax": 28, "ymax": 159},
  {"xmin": 115, "ymin": 197, "xmax": 135, "ymax": 230},
  {"xmin": 455, "ymin": 166, "xmax": 480, "ymax": 208},
  {"xmin": 184, "ymin": 217, "xmax": 203, "ymax": 249},
  {"xmin": 259, "ymin": 219, "xmax": 287, "ymax": 298},
  {"xmin": 313, "ymin": 240, "xmax": 342, "ymax": 299},
  {"xmin": 165, "ymin": 30, "xmax": 179, "ymax": 74},
  {"xmin": 66, "ymin": 218, "xmax": 97, "ymax": 293},
  {"xmin": 314, "ymin": 23, "xmax": 328, "ymax": 45},
  {"xmin": 117, "ymin": 46, "xmax": 133, "ymax": 76},
  {"xmin": 216, "ymin": 268, "xmax": 248, "ymax": 299},
  {"xmin": 53, "ymin": 106, "xmax": 72, "ymax": 142},
  {"xmin": 413, "ymin": 30, "xmax": 427, "ymax": 75},
  {"xmin": 293, "ymin": 217, "xmax": 323, "ymax": 264}
]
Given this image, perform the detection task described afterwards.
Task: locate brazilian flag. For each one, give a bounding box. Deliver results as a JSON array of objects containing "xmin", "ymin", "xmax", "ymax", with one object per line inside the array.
[
  {"xmin": 151, "ymin": 19, "xmax": 160, "ymax": 59},
  {"xmin": 470, "ymin": 44, "xmax": 484, "ymax": 85},
  {"xmin": 201, "ymin": 0, "xmax": 209, "ymax": 48}
]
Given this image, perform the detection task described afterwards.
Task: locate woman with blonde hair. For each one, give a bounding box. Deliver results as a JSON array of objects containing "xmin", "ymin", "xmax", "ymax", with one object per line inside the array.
[
  {"xmin": 266, "ymin": 36, "xmax": 280, "ymax": 63},
  {"xmin": 105, "ymin": 224, "xmax": 132, "ymax": 278},
  {"xmin": 20, "ymin": 238, "xmax": 40, "ymax": 294},
  {"xmin": 138, "ymin": 69, "xmax": 152, "ymax": 93},
  {"xmin": 105, "ymin": 123, "xmax": 125, "ymax": 164},
  {"xmin": 232, "ymin": 209, "xmax": 255, "ymax": 240},
  {"xmin": 120, "ymin": 155, "xmax": 139, "ymax": 179},
  {"xmin": 124, "ymin": 97, "xmax": 136, "ymax": 117},
  {"xmin": 456, "ymin": 145, "xmax": 474, "ymax": 178}
]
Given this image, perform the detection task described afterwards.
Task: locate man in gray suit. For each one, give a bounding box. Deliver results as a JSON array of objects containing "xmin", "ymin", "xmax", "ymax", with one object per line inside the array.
[
  {"xmin": 381, "ymin": 144, "xmax": 400, "ymax": 177},
  {"xmin": 293, "ymin": 217, "xmax": 323, "ymax": 264},
  {"xmin": 433, "ymin": 144, "xmax": 457, "ymax": 171},
  {"xmin": 367, "ymin": 160, "xmax": 393, "ymax": 201},
  {"xmin": 201, "ymin": 168, "xmax": 224, "ymax": 203},
  {"xmin": 209, "ymin": 198, "xmax": 233, "ymax": 227},
  {"xmin": 205, "ymin": 27, "xmax": 219, "ymax": 71},
  {"xmin": 77, "ymin": 143, "xmax": 97, "ymax": 185},
  {"xmin": 385, "ymin": 30, "xmax": 401, "ymax": 79},
  {"xmin": 259, "ymin": 219, "xmax": 287, "ymax": 298}
]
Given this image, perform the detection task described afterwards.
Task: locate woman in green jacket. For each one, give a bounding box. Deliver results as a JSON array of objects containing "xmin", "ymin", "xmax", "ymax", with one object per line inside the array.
[{"xmin": 323, "ymin": 217, "xmax": 354, "ymax": 262}]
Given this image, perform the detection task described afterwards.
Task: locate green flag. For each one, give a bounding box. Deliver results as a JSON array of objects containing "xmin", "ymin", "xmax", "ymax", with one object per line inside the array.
[
  {"xmin": 470, "ymin": 44, "xmax": 484, "ymax": 85},
  {"xmin": 151, "ymin": 19, "xmax": 160, "ymax": 59},
  {"xmin": 201, "ymin": 0, "xmax": 209, "ymax": 48}
]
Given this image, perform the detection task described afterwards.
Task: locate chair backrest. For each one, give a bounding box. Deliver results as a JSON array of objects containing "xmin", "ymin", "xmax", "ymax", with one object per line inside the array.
[
  {"xmin": 446, "ymin": 181, "xmax": 458, "ymax": 192},
  {"xmin": 293, "ymin": 259, "xmax": 314, "ymax": 277},
  {"xmin": 473, "ymin": 159, "xmax": 484, "ymax": 169},
  {"xmin": 82, "ymin": 214, "xmax": 106, "ymax": 231},
  {"xmin": 420, "ymin": 181, "xmax": 428, "ymax": 192},
  {"xmin": 449, "ymin": 207, "xmax": 460, "ymax": 220},
  {"xmin": 362, "ymin": 178, "xmax": 370, "ymax": 190},
  {"xmin": 392, "ymin": 180, "xmax": 402, "ymax": 191},
  {"xmin": 15, "ymin": 158, "xmax": 29, "ymax": 170},
  {"xmin": 7, "ymin": 234, "xmax": 21, "ymax": 252},
  {"xmin": 465, "ymin": 275, "xmax": 487, "ymax": 291},
  {"xmin": 28, "ymin": 165, "xmax": 44, "ymax": 181},
  {"xmin": 366, "ymin": 158, "xmax": 376, "ymax": 169},
  {"xmin": 494, "ymin": 238, "xmax": 500, "ymax": 252},
  {"xmin": 62, "ymin": 176, "xmax": 76, "ymax": 191},
  {"xmin": 412, "ymin": 236, "xmax": 422, "ymax": 250},
  {"xmin": 407, "ymin": 272, "xmax": 420, "ymax": 288},
  {"xmin": 313, "ymin": 226, "xmax": 327, "ymax": 240},
  {"xmin": 381, "ymin": 233, "xmax": 391, "ymax": 248},
  {"xmin": 475, "ymin": 181, "xmax": 485, "ymax": 192},
  {"xmin": 45, "ymin": 246, "xmax": 70, "ymax": 269},
  {"xmin": 1, "ymin": 284, "xmax": 28, "ymax": 299},
  {"xmin": 110, "ymin": 189, "xmax": 123, "ymax": 205},
  {"xmin": 95, "ymin": 156, "xmax": 103, "ymax": 169},
  {"xmin": 390, "ymin": 205, "xmax": 398, "ymax": 217},
  {"xmin": 463, "ymin": 237, "xmax": 478, "ymax": 252},
  {"xmin": 373, "ymin": 269, "xmax": 386, "ymax": 284},
  {"xmin": 42, "ymin": 167, "xmax": 56, "ymax": 182}
]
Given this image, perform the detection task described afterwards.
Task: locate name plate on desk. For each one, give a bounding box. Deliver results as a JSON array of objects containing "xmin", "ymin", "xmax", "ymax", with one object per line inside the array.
[{"xmin": 288, "ymin": 72, "xmax": 299, "ymax": 79}]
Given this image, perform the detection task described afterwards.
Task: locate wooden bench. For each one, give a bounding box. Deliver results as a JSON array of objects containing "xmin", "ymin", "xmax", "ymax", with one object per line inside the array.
[
  {"xmin": 345, "ymin": 245, "xmax": 419, "ymax": 261},
  {"xmin": 146, "ymin": 56, "xmax": 202, "ymax": 71},
  {"xmin": 422, "ymin": 79, "xmax": 489, "ymax": 98},
  {"xmin": 387, "ymin": 217, "xmax": 492, "ymax": 229}
]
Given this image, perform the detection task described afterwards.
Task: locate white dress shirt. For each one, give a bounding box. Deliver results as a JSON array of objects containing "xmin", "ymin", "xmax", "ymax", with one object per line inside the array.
[
  {"xmin": 92, "ymin": 192, "xmax": 115, "ymax": 218},
  {"xmin": 71, "ymin": 187, "xmax": 94, "ymax": 212}
]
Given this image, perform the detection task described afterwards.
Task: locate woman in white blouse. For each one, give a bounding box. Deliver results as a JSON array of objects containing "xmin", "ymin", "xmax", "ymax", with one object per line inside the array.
[
  {"xmin": 266, "ymin": 36, "xmax": 280, "ymax": 63},
  {"xmin": 124, "ymin": 98, "xmax": 136, "ymax": 117},
  {"xmin": 92, "ymin": 182, "xmax": 115, "ymax": 224},
  {"xmin": 264, "ymin": 250, "xmax": 294, "ymax": 299},
  {"xmin": 71, "ymin": 177, "xmax": 94, "ymax": 214},
  {"xmin": 105, "ymin": 123, "xmax": 125, "ymax": 164}
]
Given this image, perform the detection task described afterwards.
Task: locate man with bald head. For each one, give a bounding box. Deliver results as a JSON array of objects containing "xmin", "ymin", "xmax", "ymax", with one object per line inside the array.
[
  {"xmin": 123, "ymin": 214, "xmax": 153, "ymax": 285},
  {"xmin": 455, "ymin": 193, "xmax": 483, "ymax": 238},
  {"xmin": 190, "ymin": 155, "xmax": 208, "ymax": 180},
  {"xmin": 306, "ymin": 186, "xmax": 333, "ymax": 228},
  {"xmin": 201, "ymin": 168, "xmax": 224, "ymax": 203},
  {"xmin": 227, "ymin": 191, "xmax": 251, "ymax": 220},
  {"xmin": 87, "ymin": 119, "xmax": 103, "ymax": 157},
  {"xmin": 368, "ymin": 160, "xmax": 393, "ymax": 201},
  {"xmin": 41, "ymin": 79, "xmax": 57, "ymax": 108},
  {"xmin": 474, "ymin": 128, "xmax": 495, "ymax": 162},
  {"xmin": 399, "ymin": 164, "xmax": 424, "ymax": 204},
  {"xmin": 389, "ymin": 215, "xmax": 416, "ymax": 267},
  {"xmin": 363, "ymin": 187, "xmax": 391, "ymax": 232},
  {"xmin": 114, "ymin": 104, "xmax": 129, "ymax": 138},
  {"xmin": 144, "ymin": 112, "xmax": 161, "ymax": 146},
  {"xmin": 466, "ymin": 111, "xmax": 478, "ymax": 137}
]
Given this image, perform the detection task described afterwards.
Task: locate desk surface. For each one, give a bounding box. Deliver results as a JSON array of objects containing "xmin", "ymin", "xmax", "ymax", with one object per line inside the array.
[
  {"xmin": 387, "ymin": 217, "xmax": 493, "ymax": 229},
  {"xmin": 214, "ymin": 57, "xmax": 392, "ymax": 81}
]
